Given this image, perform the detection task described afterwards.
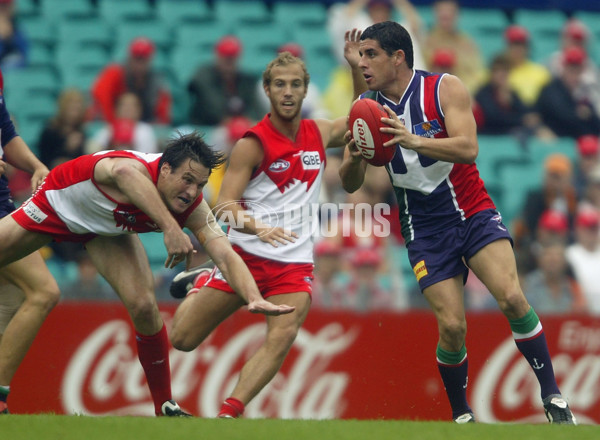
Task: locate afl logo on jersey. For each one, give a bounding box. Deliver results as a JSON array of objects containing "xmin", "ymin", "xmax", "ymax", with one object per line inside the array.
[
  {"xmin": 269, "ymin": 159, "xmax": 290, "ymax": 172},
  {"xmin": 301, "ymin": 151, "xmax": 321, "ymax": 170}
]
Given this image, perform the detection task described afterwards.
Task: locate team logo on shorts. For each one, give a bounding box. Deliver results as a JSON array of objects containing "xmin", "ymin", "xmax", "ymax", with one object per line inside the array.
[
  {"xmin": 413, "ymin": 260, "xmax": 428, "ymax": 281},
  {"xmin": 491, "ymin": 213, "xmax": 507, "ymax": 231},
  {"xmin": 23, "ymin": 201, "xmax": 48, "ymax": 224}
]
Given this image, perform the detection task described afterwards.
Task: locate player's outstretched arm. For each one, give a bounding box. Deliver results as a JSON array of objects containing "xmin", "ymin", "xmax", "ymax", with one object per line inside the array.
[
  {"xmin": 2, "ymin": 136, "xmax": 49, "ymax": 191},
  {"xmin": 203, "ymin": 235, "xmax": 295, "ymax": 316},
  {"xmin": 339, "ymin": 131, "xmax": 368, "ymax": 193}
]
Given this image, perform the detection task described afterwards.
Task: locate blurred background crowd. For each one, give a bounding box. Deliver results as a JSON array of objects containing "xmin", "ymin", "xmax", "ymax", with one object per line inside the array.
[{"xmin": 3, "ymin": 0, "xmax": 600, "ymax": 314}]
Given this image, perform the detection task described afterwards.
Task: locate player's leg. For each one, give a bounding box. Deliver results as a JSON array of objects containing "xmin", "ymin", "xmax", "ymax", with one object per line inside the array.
[
  {"xmin": 423, "ymin": 276, "xmax": 474, "ymax": 423},
  {"xmin": 170, "ymin": 285, "xmax": 245, "ymax": 351},
  {"xmin": 468, "ymin": 239, "xmax": 575, "ymax": 424},
  {"xmin": 86, "ymin": 235, "xmax": 187, "ymax": 417},
  {"xmin": 0, "ymin": 253, "xmax": 60, "ymax": 414},
  {"xmin": 0, "ymin": 278, "xmax": 25, "ymax": 414},
  {"xmin": 218, "ymin": 291, "xmax": 311, "ymax": 418}
]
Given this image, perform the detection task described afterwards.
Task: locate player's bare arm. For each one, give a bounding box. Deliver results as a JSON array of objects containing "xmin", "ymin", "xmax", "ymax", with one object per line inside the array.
[
  {"xmin": 94, "ymin": 157, "xmax": 194, "ymax": 268},
  {"xmin": 339, "ymin": 130, "xmax": 368, "ymax": 193},
  {"xmin": 379, "ymin": 75, "xmax": 478, "ymax": 164},
  {"xmin": 202, "ymin": 233, "xmax": 295, "ymax": 316},
  {"xmin": 315, "ymin": 116, "xmax": 348, "ymax": 149},
  {"xmin": 2, "ymin": 136, "xmax": 49, "ymax": 191},
  {"xmin": 216, "ymin": 137, "xmax": 297, "ymax": 247}
]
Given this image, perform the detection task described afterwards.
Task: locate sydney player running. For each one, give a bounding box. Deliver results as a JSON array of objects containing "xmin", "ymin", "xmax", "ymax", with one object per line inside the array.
[
  {"xmin": 169, "ymin": 52, "xmax": 347, "ymax": 418},
  {"xmin": 339, "ymin": 22, "xmax": 575, "ymax": 424},
  {"xmin": 0, "ymin": 132, "xmax": 293, "ymax": 417}
]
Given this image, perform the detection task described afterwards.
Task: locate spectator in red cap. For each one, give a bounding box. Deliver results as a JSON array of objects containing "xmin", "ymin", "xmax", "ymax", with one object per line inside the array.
[
  {"xmin": 256, "ymin": 43, "xmax": 329, "ymax": 119},
  {"xmin": 504, "ymin": 25, "xmax": 552, "ymax": 107},
  {"xmin": 430, "ymin": 48, "xmax": 455, "ymax": 74},
  {"xmin": 535, "ymin": 45, "xmax": 600, "ymax": 138},
  {"xmin": 91, "ymin": 37, "xmax": 172, "ymax": 125},
  {"xmin": 566, "ymin": 206, "xmax": 600, "ymax": 314},
  {"xmin": 88, "ymin": 92, "xmax": 158, "ymax": 154},
  {"xmin": 574, "ymin": 135, "xmax": 600, "ymax": 198},
  {"xmin": 187, "ymin": 34, "xmax": 263, "ymax": 126}
]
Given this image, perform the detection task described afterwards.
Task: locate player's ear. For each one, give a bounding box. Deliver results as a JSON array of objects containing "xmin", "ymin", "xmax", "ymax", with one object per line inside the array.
[
  {"xmin": 394, "ymin": 49, "xmax": 405, "ymax": 66},
  {"xmin": 160, "ymin": 162, "xmax": 172, "ymax": 176}
]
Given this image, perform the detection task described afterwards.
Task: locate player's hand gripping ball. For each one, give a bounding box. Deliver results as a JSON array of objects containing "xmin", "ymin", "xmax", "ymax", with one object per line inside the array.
[{"xmin": 349, "ymin": 98, "xmax": 396, "ymax": 166}]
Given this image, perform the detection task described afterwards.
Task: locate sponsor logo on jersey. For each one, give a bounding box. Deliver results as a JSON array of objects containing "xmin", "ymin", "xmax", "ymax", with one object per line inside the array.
[
  {"xmin": 113, "ymin": 209, "xmax": 137, "ymax": 231},
  {"xmin": 413, "ymin": 259, "xmax": 428, "ymax": 281},
  {"xmin": 301, "ymin": 151, "xmax": 321, "ymax": 170},
  {"xmin": 23, "ymin": 201, "xmax": 48, "ymax": 224},
  {"xmin": 269, "ymin": 159, "xmax": 290, "ymax": 172},
  {"xmin": 413, "ymin": 119, "xmax": 443, "ymax": 138}
]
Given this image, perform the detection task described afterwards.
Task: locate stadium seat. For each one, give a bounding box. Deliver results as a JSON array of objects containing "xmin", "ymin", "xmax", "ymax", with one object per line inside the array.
[
  {"xmin": 213, "ymin": 0, "xmax": 271, "ymax": 25},
  {"xmin": 174, "ymin": 20, "xmax": 234, "ymax": 50},
  {"xmin": 497, "ymin": 162, "xmax": 544, "ymax": 225},
  {"xmin": 524, "ymin": 137, "xmax": 578, "ymax": 165},
  {"xmin": 28, "ymin": 44, "xmax": 54, "ymax": 69},
  {"xmin": 139, "ymin": 232, "xmax": 168, "ymax": 268},
  {"xmin": 19, "ymin": 15, "xmax": 57, "ymax": 49},
  {"xmin": 55, "ymin": 44, "xmax": 109, "ymax": 72},
  {"xmin": 272, "ymin": 1, "xmax": 327, "ymax": 27},
  {"xmin": 56, "ymin": 17, "xmax": 114, "ymax": 50},
  {"xmin": 513, "ymin": 9, "xmax": 567, "ymax": 38},
  {"xmin": 476, "ymin": 135, "xmax": 527, "ymax": 183},
  {"xmin": 235, "ymin": 22, "xmax": 292, "ymax": 57},
  {"xmin": 98, "ymin": 0, "xmax": 153, "ymax": 22},
  {"xmin": 40, "ymin": 0, "xmax": 96, "ymax": 22},
  {"xmin": 155, "ymin": 0, "xmax": 213, "ymax": 25},
  {"xmin": 15, "ymin": 0, "xmax": 39, "ymax": 19},
  {"xmin": 170, "ymin": 44, "xmax": 213, "ymax": 86},
  {"xmin": 114, "ymin": 18, "xmax": 173, "ymax": 56},
  {"xmin": 458, "ymin": 7, "xmax": 509, "ymax": 36},
  {"xmin": 3, "ymin": 66, "xmax": 59, "ymax": 100}
]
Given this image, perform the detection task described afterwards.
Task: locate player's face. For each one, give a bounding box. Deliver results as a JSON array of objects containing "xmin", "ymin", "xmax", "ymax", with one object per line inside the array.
[
  {"xmin": 158, "ymin": 159, "xmax": 209, "ymax": 213},
  {"xmin": 265, "ymin": 64, "xmax": 307, "ymax": 121},
  {"xmin": 358, "ymin": 39, "xmax": 398, "ymax": 93}
]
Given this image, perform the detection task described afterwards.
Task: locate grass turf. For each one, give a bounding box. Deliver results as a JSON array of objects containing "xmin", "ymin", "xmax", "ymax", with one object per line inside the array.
[{"xmin": 0, "ymin": 416, "xmax": 597, "ymax": 440}]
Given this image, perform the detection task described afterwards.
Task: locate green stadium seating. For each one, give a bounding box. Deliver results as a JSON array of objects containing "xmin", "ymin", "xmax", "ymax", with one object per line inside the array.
[
  {"xmin": 3, "ymin": 66, "xmax": 59, "ymax": 100},
  {"xmin": 513, "ymin": 9, "xmax": 567, "ymax": 38},
  {"xmin": 458, "ymin": 7, "xmax": 509, "ymax": 36},
  {"xmin": 55, "ymin": 44, "xmax": 109, "ymax": 72},
  {"xmin": 155, "ymin": 0, "xmax": 213, "ymax": 25},
  {"xmin": 98, "ymin": 0, "xmax": 153, "ymax": 22},
  {"xmin": 174, "ymin": 20, "xmax": 234, "ymax": 49},
  {"xmin": 170, "ymin": 44, "xmax": 213, "ymax": 86},
  {"xmin": 15, "ymin": 0, "xmax": 39, "ymax": 19},
  {"xmin": 19, "ymin": 15, "xmax": 57, "ymax": 49},
  {"xmin": 28, "ymin": 44, "xmax": 54, "ymax": 69},
  {"xmin": 56, "ymin": 17, "xmax": 114, "ymax": 50},
  {"xmin": 114, "ymin": 18, "xmax": 173, "ymax": 56},
  {"xmin": 272, "ymin": 1, "xmax": 327, "ymax": 27},
  {"xmin": 214, "ymin": 0, "xmax": 271, "ymax": 25},
  {"xmin": 40, "ymin": 0, "xmax": 96, "ymax": 22}
]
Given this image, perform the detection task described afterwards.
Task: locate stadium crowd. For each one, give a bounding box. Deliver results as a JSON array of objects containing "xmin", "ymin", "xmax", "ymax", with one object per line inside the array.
[{"xmin": 3, "ymin": 0, "xmax": 600, "ymax": 314}]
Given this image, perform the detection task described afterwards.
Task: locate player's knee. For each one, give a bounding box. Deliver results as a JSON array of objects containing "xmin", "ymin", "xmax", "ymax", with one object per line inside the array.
[
  {"xmin": 126, "ymin": 295, "xmax": 159, "ymax": 325},
  {"xmin": 496, "ymin": 289, "xmax": 528, "ymax": 319},
  {"xmin": 267, "ymin": 325, "xmax": 300, "ymax": 353},
  {"xmin": 26, "ymin": 282, "xmax": 60, "ymax": 314},
  {"xmin": 439, "ymin": 318, "xmax": 466, "ymax": 344}
]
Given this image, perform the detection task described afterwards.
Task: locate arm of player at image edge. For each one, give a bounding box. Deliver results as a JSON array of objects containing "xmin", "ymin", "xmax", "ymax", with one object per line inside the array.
[
  {"xmin": 94, "ymin": 157, "xmax": 195, "ymax": 268},
  {"xmin": 339, "ymin": 130, "xmax": 369, "ymax": 193},
  {"xmin": 186, "ymin": 200, "xmax": 295, "ymax": 316},
  {"xmin": 2, "ymin": 135, "xmax": 49, "ymax": 191}
]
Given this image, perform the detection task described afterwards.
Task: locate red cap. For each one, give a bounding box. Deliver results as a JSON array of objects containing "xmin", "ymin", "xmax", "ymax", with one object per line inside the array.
[
  {"xmin": 226, "ymin": 116, "xmax": 253, "ymax": 143},
  {"xmin": 563, "ymin": 46, "xmax": 587, "ymax": 65},
  {"xmin": 432, "ymin": 48, "xmax": 456, "ymax": 68},
  {"xmin": 577, "ymin": 135, "xmax": 599, "ymax": 157},
  {"xmin": 505, "ymin": 25, "xmax": 529, "ymax": 44},
  {"xmin": 351, "ymin": 248, "xmax": 382, "ymax": 267},
  {"xmin": 563, "ymin": 20, "xmax": 588, "ymax": 42},
  {"xmin": 111, "ymin": 118, "xmax": 135, "ymax": 146},
  {"xmin": 314, "ymin": 240, "xmax": 341, "ymax": 257},
  {"xmin": 278, "ymin": 43, "xmax": 304, "ymax": 59},
  {"xmin": 576, "ymin": 209, "xmax": 600, "ymax": 228},
  {"xmin": 215, "ymin": 35, "xmax": 242, "ymax": 58},
  {"xmin": 129, "ymin": 37, "xmax": 155, "ymax": 59},
  {"xmin": 538, "ymin": 210, "xmax": 569, "ymax": 233}
]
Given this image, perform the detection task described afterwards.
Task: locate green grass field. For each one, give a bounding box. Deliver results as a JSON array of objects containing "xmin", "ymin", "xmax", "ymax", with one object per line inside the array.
[{"xmin": 1, "ymin": 416, "xmax": 597, "ymax": 440}]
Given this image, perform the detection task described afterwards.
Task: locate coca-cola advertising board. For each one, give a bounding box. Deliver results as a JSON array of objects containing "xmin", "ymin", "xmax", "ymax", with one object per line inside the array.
[{"xmin": 9, "ymin": 303, "xmax": 600, "ymax": 423}]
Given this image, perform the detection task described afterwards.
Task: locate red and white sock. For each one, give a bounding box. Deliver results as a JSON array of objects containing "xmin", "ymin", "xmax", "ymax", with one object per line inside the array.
[{"xmin": 218, "ymin": 397, "xmax": 245, "ymax": 418}]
